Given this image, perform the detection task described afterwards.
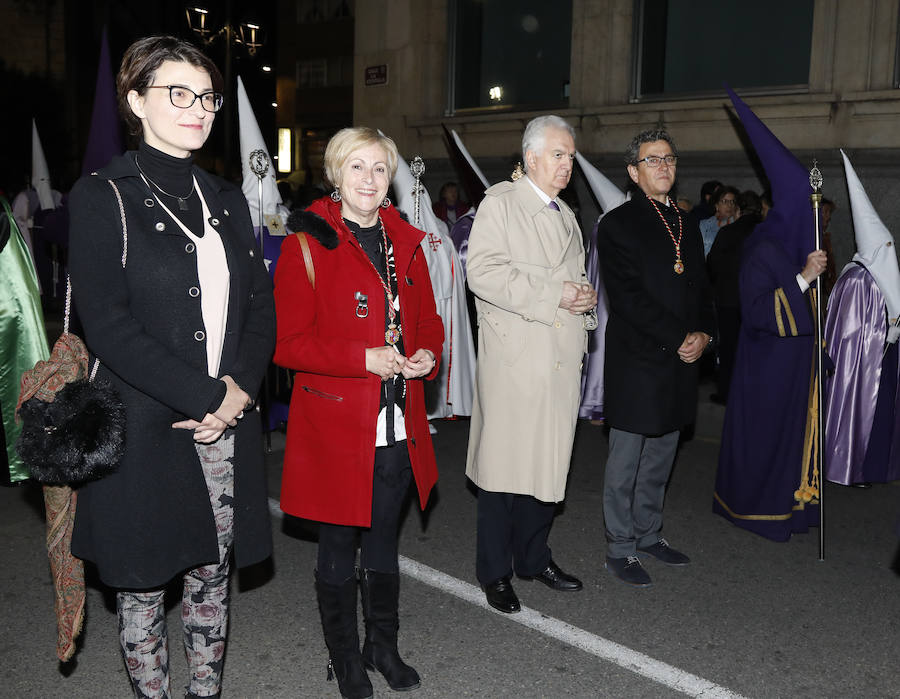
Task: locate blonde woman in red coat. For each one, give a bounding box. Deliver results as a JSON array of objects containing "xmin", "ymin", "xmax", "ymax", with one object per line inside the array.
[{"xmin": 273, "ymin": 127, "xmax": 444, "ymax": 699}]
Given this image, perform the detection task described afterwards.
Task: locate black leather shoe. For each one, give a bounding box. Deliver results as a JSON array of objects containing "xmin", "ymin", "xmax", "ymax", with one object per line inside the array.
[
  {"xmin": 636, "ymin": 538, "xmax": 690, "ymax": 566},
  {"xmin": 483, "ymin": 577, "xmax": 521, "ymax": 613},
  {"xmin": 521, "ymin": 560, "xmax": 582, "ymax": 591},
  {"xmin": 605, "ymin": 555, "xmax": 652, "ymax": 587}
]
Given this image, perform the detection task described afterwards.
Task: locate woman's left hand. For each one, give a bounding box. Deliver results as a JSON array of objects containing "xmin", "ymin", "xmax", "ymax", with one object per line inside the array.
[
  {"xmin": 172, "ymin": 413, "xmax": 228, "ymax": 443},
  {"xmin": 401, "ymin": 348, "xmax": 436, "ymax": 379}
]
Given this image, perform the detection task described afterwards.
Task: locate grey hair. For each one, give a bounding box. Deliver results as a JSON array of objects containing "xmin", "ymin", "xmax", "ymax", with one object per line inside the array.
[
  {"xmin": 522, "ymin": 115, "xmax": 576, "ymax": 169},
  {"xmin": 624, "ymin": 129, "xmax": 677, "ymax": 166}
]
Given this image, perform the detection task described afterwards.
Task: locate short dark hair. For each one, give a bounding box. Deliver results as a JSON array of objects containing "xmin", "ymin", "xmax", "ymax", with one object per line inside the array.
[
  {"xmin": 699, "ymin": 180, "xmax": 722, "ymax": 201},
  {"xmin": 712, "ymin": 185, "xmax": 739, "ymax": 206},
  {"xmin": 117, "ymin": 35, "xmax": 223, "ymax": 137},
  {"xmin": 624, "ymin": 130, "xmax": 677, "ymax": 166},
  {"xmin": 737, "ymin": 190, "xmax": 761, "ymax": 216}
]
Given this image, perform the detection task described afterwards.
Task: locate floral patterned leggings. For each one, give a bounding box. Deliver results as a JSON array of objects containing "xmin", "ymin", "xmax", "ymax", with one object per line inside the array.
[{"xmin": 117, "ymin": 433, "xmax": 235, "ymax": 699}]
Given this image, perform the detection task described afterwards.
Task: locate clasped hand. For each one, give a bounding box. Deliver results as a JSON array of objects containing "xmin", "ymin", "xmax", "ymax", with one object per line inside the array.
[
  {"xmin": 366, "ymin": 346, "xmax": 435, "ymax": 380},
  {"xmin": 559, "ymin": 281, "xmax": 598, "ymax": 314},
  {"xmin": 172, "ymin": 375, "xmax": 252, "ymax": 443},
  {"xmin": 678, "ymin": 332, "xmax": 711, "ymax": 364}
]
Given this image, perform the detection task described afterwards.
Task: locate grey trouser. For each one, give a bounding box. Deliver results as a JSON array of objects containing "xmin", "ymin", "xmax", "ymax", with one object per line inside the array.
[{"xmin": 603, "ymin": 428, "xmax": 679, "ymax": 558}]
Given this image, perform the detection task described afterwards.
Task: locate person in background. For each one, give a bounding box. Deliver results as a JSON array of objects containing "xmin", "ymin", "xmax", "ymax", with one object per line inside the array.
[
  {"xmin": 68, "ymin": 36, "xmax": 275, "ymax": 698},
  {"xmin": 706, "ymin": 190, "xmax": 763, "ymax": 404},
  {"xmin": 432, "ymin": 181, "xmax": 469, "ymax": 226},
  {"xmin": 274, "ymin": 127, "xmax": 444, "ymax": 699},
  {"xmin": 699, "ymin": 185, "xmax": 739, "ymax": 257}
]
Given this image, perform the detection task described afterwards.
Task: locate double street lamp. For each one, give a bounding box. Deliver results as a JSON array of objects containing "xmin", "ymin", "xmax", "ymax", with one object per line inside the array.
[{"xmin": 185, "ymin": 4, "xmax": 268, "ymax": 177}]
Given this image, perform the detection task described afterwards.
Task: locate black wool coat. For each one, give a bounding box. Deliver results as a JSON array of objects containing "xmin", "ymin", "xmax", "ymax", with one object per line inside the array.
[
  {"xmin": 67, "ymin": 152, "xmax": 276, "ymax": 589},
  {"xmin": 597, "ymin": 195, "xmax": 715, "ymax": 435}
]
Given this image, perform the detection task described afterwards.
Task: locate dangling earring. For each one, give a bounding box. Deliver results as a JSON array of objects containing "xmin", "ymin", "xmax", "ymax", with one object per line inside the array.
[
  {"xmin": 331, "ymin": 187, "xmax": 341, "ymax": 202},
  {"xmin": 381, "ymin": 196, "xmax": 391, "ymax": 209}
]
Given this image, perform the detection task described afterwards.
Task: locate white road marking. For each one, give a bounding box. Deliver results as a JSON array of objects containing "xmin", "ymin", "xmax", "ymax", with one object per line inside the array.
[{"xmin": 268, "ymin": 498, "xmax": 746, "ymax": 698}]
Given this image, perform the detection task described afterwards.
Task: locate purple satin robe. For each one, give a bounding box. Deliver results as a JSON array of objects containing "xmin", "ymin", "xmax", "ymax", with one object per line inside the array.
[
  {"xmin": 824, "ymin": 264, "xmax": 900, "ymax": 484},
  {"xmin": 579, "ymin": 220, "xmax": 608, "ymax": 420}
]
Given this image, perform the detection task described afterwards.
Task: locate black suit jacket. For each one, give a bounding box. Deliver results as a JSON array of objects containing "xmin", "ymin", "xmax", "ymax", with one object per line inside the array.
[{"xmin": 597, "ymin": 195, "xmax": 714, "ymax": 435}]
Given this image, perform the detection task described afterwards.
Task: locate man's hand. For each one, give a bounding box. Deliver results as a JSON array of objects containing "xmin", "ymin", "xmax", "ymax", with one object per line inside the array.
[
  {"xmin": 800, "ymin": 250, "xmax": 828, "ymax": 284},
  {"xmin": 559, "ymin": 281, "xmax": 598, "ymax": 314},
  {"xmin": 677, "ymin": 331, "xmax": 710, "ymax": 363}
]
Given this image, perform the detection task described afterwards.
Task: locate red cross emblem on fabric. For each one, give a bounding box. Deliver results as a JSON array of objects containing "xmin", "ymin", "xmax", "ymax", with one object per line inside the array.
[{"xmin": 427, "ymin": 232, "xmax": 442, "ymax": 251}]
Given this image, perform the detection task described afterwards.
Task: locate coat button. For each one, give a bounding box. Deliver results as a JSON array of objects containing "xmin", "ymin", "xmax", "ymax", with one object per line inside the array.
[
  {"xmin": 249, "ymin": 249, "xmax": 255, "ymax": 257},
  {"xmin": 189, "ymin": 286, "xmax": 200, "ymax": 297},
  {"xmin": 223, "ymin": 209, "xmax": 230, "ymax": 216},
  {"xmin": 194, "ymin": 330, "xmax": 205, "ymax": 341},
  {"xmin": 144, "ymin": 198, "xmax": 155, "ymax": 207},
  {"xmin": 554, "ymin": 361, "xmax": 561, "ymax": 370},
  {"xmin": 185, "ymin": 242, "xmax": 195, "ymax": 253},
  {"xmin": 155, "ymin": 221, "xmax": 165, "ymax": 231},
  {"xmin": 210, "ymin": 217, "xmax": 220, "ymax": 226},
  {"xmin": 555, "ymin": 321, "xmax": 561, "ymax": 328}
]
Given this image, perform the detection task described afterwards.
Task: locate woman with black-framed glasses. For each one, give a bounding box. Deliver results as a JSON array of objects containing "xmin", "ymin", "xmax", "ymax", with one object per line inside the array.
[{"xmin": 67, "ymin": 35, "xmax": 275, "ymax": 699}]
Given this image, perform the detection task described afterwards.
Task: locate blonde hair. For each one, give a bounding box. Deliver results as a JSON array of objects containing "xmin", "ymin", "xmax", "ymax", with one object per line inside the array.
[{"xmin": 324, "ymin": 127, "xmax": 399, "ymax": 188}]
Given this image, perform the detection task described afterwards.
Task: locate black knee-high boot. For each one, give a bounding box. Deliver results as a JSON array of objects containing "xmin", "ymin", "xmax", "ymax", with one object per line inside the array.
[
  {"xmin": 315, "ymin": 571, "xmax": 373, "ymax": 699},
  {"xmin": 360, "ymin": 569, "xmax": 420, "ymax": 691}
]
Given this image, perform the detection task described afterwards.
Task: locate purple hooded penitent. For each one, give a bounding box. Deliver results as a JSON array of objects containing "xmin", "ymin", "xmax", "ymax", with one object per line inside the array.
[{"xmin": 713, "ymin": 86, "xmax": 820, "ymax": 542}]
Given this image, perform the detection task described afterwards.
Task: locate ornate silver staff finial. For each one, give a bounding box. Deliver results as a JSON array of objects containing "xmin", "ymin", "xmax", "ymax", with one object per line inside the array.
[
  {"xmin": 249, "ymin": 149, "xmax": 270, "ymax": 179},
  {"xmin": 410, "ymin": 156, "xmax": 425, "ymax": 227},
  {"xmin": 809, "ymin": 159, "xmax": 823, "ymax": 194}
]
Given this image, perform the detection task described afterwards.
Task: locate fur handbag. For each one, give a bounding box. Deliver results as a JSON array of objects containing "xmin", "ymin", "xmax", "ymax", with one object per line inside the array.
[{"xmin": 15, "ymin": 179, "xmax": 129, "ymax": 485}]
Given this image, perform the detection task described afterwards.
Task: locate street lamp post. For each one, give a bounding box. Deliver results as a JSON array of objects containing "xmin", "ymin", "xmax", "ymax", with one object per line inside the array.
[{"xmin": 186, "ymin": 2, "xmax": 266, "ymax": 178}]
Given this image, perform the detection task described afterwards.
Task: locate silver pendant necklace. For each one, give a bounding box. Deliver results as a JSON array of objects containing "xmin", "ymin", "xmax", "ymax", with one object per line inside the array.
[{"xmin": 135, "ymin": 156, "xmax": 195, "ymax": 211}]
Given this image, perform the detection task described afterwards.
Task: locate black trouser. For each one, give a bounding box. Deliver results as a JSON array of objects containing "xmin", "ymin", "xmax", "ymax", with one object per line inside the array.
[
  {"xmin": 476, "ymin": 488, "xmax": 556, "ymax": 585},
  {"xmin": 318, "ymin": 443, "xmax": 413, "ymax": 585}
]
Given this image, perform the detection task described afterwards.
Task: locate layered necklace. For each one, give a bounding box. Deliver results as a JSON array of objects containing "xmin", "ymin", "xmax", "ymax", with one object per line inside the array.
[
  {"xmin": 135, "ymin": 156, "xmax": 195, "ymax": 211},
  {"xmin": 646, "ymin": 194, "xmax": 685, "ymax": 274},
  {"xmin": 357, "ymin": 216, "xmax": 401, "ymax": 345}
]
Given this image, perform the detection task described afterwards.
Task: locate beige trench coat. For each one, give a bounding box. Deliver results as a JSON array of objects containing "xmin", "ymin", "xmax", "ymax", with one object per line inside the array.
[{"xmin": 465, "ymin": 177, "xmax": 588, "ymax": 503}]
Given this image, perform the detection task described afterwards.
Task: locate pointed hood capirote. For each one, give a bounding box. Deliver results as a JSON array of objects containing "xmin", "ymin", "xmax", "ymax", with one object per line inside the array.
[
  {"xmin": 81, "ymin": 26, "xmax": 123, "ymax": 176},
  {"xmin": 31, "ymin": 120, "xmax": 56, "ymax": 211},
  {"xmin": 575, "ymin": 152, "xmax": 629, "ymax": 219},
  {"xmin": 840, "ymin": 149, "xmax": 900, "ymax": 341},
  {"xmin": 441, "ymin": 125, "xmax": 489, "ymax": 208},
  {"xmin": 726, "ymin": 85, "xmax": 815, "ymax": 267},
  {"xmin": 237, "ymin": 76, "xmax": 282, "ymax": 224}
]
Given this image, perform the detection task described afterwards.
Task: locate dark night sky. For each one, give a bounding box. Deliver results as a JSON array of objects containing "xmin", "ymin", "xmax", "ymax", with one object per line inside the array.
[{"xmin": 1, "ymin": 0, "xmax": 278, "ymax": 193}]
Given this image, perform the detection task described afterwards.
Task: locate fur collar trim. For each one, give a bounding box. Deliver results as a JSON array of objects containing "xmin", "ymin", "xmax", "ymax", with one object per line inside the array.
[{"xmin": 286, "ymin": 210, "xmax": 339, "ymax": 250}]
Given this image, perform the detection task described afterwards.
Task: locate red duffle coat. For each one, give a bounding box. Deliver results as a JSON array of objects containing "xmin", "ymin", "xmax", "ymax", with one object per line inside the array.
[{"xmin": 273, "ymin": 197, "xmax": 444, "ymax": 526}]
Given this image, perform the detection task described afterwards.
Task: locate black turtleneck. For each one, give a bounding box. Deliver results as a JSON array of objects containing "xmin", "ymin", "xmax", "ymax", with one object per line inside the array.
[{"xmin": 135, "ymin": 141, "xmax": 203, "ymax": 234}]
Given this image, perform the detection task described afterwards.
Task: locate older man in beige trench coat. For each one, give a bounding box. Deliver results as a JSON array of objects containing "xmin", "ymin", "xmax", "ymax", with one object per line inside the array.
[{"xmin": 465, "ymin": 115, "xmax": 598, "ymax": 613}]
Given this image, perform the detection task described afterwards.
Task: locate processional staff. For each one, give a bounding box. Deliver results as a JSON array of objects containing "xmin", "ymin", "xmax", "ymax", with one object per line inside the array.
[
  {"xmin": 809, "ymin": 160, "xmax": 826, "ymax": 561},
  {"xmin": 249, "ymin": 149, "xmax": 272, "ymax": 451}
]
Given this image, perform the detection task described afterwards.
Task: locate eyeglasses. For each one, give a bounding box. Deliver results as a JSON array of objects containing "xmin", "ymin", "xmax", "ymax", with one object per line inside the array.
[
  {"xmin": 718, "ymin": 198, "xmax": 737, "ymax": 206},
  {"xmin": 635, "ymin": 155, "xmax": 677, "ymax": 168},
  {"xmin": 146, "ymin": 85, "xmax": 224, "ymax": 113}
]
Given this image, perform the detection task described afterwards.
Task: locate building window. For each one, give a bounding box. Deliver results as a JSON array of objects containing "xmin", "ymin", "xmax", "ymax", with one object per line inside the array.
[
  {"xmin": 632, "ymin": 0, "xmax": 815, "ymax": 100},
  {"xmin": 448, "ymin": 0, "xmax": 572, "ymax": 113}
]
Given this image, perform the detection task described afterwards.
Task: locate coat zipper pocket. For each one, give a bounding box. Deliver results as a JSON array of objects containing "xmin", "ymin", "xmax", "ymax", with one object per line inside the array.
[{"xmin": 301, "ymin": 386, "xmax": 344, "ymax": 402}]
